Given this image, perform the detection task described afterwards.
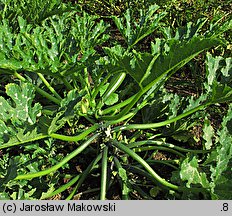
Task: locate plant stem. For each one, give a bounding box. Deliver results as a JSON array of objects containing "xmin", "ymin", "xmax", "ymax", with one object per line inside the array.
[
  {"xmin": 0, "ymin": 134, "xmax": 48, "ymax": 150},
  {"xmin": 112, "ymin": 140, "xmax": 179, "ymax": 190},
  {"xmin": 34, "ymin": 86, "xmax": 61, "ymax": 104},
  {"xmin": 128, "ymin": 140, "xmax": 211, "ymax": 154},
  {"xmin": 100, "ymin": 57, "xmax": 165, "ymax": 121},
  {"xmin": 92, "ymin": 73, "xmax": 112, "ymax": 100},
  {"xmin": 100, "ymin": 94, "xmax": 137, "ymax": 115},
  {"xmin": 13, "ymin": 71, "xmax": 60, "ymax": 104},
  {"xmin": 113, "ymin": 103, "xmax": 209, "ymax": 131},
  {"xmin": 134, "ymin": 146, "xmax": 185, "ymax": 157},
  {"xmin": 145, "ymin": 159, "xmax": 178, "ymax": 170},
  {"xmin": 124, "ymin": 164, "xmax": 164, "ymax": 185},
  {"xmin": 105, "ymin": 98, "xmax": 148, "ymax": 126},
  {"xmin": 42, "ymin": 174, "xmax": 81, "ymax": 199},
  {"xmin": 37, "ymin": 73, "xmax": 62, "ymax": 100},
  {"xmin": 101, "ymin": 88, "xmax": 145, "ymax": 121},
  {"xmin": 50, "ymin": 124, "xmax": 100, "ymax": 142},
  {"xmin": 100, "ymin": 146, "xmax": 108, "ymax": 200},
  {"xmin": 61, "ymin": 77, "xmax": 73, "ymax": 90},
  {"xmin": 13, "ymin": 71, "xmax": 26, "ymax": 82},
  {"xmin": 102, "ymin": 72, "xmax": 126, "ymax": 103},
  {"xmin": 15, "ymin": 133, "xmax": 100, "ymax": 180},
  {"xmin": 66, "ymin": 154, "xmax": 102, "ymax": 200}
]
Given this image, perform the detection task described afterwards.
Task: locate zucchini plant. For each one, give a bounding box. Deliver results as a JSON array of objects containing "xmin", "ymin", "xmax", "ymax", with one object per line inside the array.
[{"xmin": 0, "ymin": 2, "xmax": 231, "ymax": 199}]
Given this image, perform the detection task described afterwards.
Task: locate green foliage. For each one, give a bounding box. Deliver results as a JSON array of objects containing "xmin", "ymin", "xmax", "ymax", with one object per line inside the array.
[
  {"xmin": 180, "ymin": 156, "xmax": 210, "ymax": 188},
  {"xmin": 210, "ymin": 104, "xmax": 232, "ymax": 199},
  {"xmin": 112, "ymin": 4, "xmax": 166, "ymax": 49},
  {"xmin": 202, "ymin": 118, "xmax": 214, "ymax": 150},
  {"xmin": 0, "ymin": 83, "xmax": 46, "ymax": 149},
  {"xmin": 117, "ymin": 36, "xmax": 221, "ymax": 88},
  {"xmin": 0, "ymin": 12, "xmax": 109, "ymax": 76},
  {"xmin": 0, "ymin": 83, "xmax": 41, "ymax": 126},
  {"xmin": 0, "ymin": 0, "xmax": 77, "ymax": 27},
  {"xmin": 0, "ymin": 138, "xmax": 64, "ymax": 199},
  {"xmin": 173, "ymin": 104, "xmax": 232, "ymax": 199},
  {"xmin": 0, "ymin": 0, "xmax": 231, "ymax": 200}
]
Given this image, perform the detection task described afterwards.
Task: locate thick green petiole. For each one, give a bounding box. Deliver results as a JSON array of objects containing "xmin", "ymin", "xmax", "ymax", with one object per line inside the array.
[
  {"xmin": 134, "ymin": 146, "xmax": 185, "ymax": 157},
  {"xmin": 100, "ymin": 54, "xmax": 162, "ymax": 121},
  {"xmin": 103, "ymin": 98, "xmax": 148, "ymax": 127},
  {"xmin": 100, "ymin": 146, "xmax": 108, "ymax": 200},
  {"xmin": 95, "ymin": 72, "xmax": 126, "ymax": 113},
  {"xmin": 49, "ymin": 124, "xmax": 100, "ymax": 142},
  {"xmin": 102, "ymin": 72, "xmax": 126, "ymax": 103},
  {"xmin": 37, "ymin": 73, "xmax": 63, "ymax": 100},
  {"xmin": 92, "ymin": 73, "xmax": 112, "ymax": 100},
  {"xmin": 113, "ymin": 141, "xmax": 207, "ymax": 193},
  {"xmin": 128, "ymin": 140, "xmax": 211, "ymax": 154},
  {"xmin": 112, "ymin": 140, "xmax": 179, "ymax": 190},
  {"xmin": 100, "ymin": 88, "xmax": 145, "ymax": 121},
  {"xmin": 15, "ymin": 133, "xmax": 100, "ymax": 180},
  {"xmin": 0, "ymin": 134, "xmax": 48, "ymax": 150},
  {"xmin": 13, "ymin": 71, "xmax": 60, "ymax": 104},
  {"xmin": 42, "ymin": 174, "xmax": 81, "ymax": 199},
  {"xmin": 61, "ymin": 77, "xmax": 73, "ymax": 91},
  {"xmin": 66, "ymin": 154, "xmax": 102, "ymax": 200},
  {"xmin": 113, "ymin": 103, "xmax": 209, "ymax": 132},
  {"xmin": 145, "ymin": 160, "xmax": 178, "ymax": 170},
  {"xmin": 35, "ymin": 86, "xmax": 61, "ymax": 104},
  {"xmin": 100, "ymin": 94, "xmax": 137, "ymax": 115}
]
